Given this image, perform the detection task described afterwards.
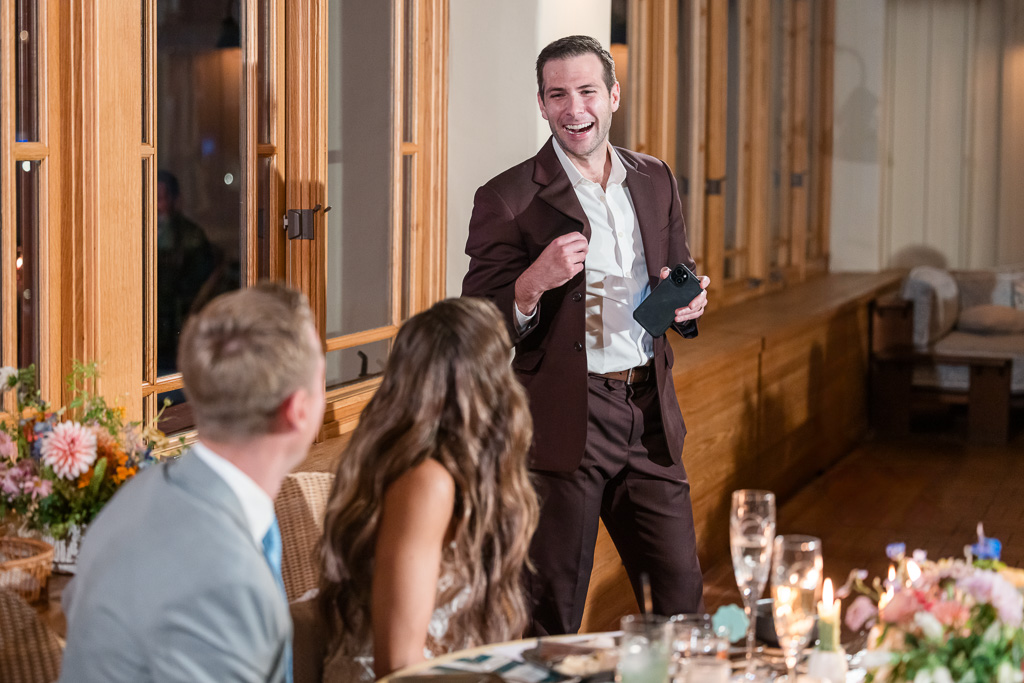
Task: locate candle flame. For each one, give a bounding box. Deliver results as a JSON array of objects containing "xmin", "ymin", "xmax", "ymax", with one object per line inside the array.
[
  {"xmin": 906, "ymin": 559, "xmax": 921, "ymax": 584},
  {"xmin": 823, "ymin": 577, "xmax": 834, "ymax": 606},
  {"xmin": 879, "ymin": 584, "xmax": 894, "ymax": 611},
  {"xmin": 888, "ymin": 565, "xmax": 896, "ymax": 582}
]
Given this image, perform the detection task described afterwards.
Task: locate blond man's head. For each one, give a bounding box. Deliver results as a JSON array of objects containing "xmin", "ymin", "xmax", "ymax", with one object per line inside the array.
[{"xmin": 178, "ymin": 283, "xmax": 322, "ymax": 442}]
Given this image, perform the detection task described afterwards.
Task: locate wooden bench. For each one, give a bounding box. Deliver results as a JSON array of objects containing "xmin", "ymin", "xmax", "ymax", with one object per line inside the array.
[{"xmin": 870, "ymin": 295, "xmax": 1015, "ymax": 444}]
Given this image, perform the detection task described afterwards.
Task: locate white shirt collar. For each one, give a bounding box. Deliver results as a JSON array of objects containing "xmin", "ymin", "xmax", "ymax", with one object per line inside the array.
[
  {"xmin": 551, "ymin": 138, "xmax": 628, "ymax": 188},
  {"xmin": 192, "ymin": 440, "xmax": 275, "ymax": 547}
]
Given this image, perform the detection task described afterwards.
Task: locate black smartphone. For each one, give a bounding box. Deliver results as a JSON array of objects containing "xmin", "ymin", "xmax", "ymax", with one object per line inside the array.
[{"xmin": 632, "ymin": 263, "xmax": 703, "ymax": 337}]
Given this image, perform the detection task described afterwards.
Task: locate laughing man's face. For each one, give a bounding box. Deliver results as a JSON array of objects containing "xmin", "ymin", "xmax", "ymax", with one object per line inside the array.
[{"xmin": 537, "ymin": 53, "xmax": 620, "ymax": 166}]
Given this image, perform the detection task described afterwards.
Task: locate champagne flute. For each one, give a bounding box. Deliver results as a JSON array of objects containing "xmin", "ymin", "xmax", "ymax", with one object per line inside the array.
[
  {"xmin": 729, "ymin": 489, "xmax": 776, "ymax": 680},
  {"xmin": 771, "ymin": 535, "xmax": 823, "ymax": 681}
]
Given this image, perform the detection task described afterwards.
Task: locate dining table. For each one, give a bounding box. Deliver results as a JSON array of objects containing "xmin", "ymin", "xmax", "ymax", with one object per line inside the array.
[{"xmin": 378, "ymin": 632, "xmax": 619, "ymax": 682}]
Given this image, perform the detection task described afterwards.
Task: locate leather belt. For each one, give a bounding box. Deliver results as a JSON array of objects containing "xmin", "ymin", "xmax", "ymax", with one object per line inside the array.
[{"xmin": 590, "ymin": 362, "xmax": 653, "ymax": 385}]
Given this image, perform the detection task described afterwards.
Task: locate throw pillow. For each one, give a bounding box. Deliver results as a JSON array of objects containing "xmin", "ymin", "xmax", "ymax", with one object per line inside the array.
[
  {"xmin": 1014, "ymin": 278, "xmax": 1024, "ymax": 312},
  {"xmin": 956, "ymin": 304, "xmax": 1024, "ymax": 335}
]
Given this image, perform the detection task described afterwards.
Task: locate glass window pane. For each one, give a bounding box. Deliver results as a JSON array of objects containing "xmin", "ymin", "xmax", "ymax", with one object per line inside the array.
[
  {"xmin": 401, "ymin": 154, "xmax": 414, "ymax": 320},
  {"xmin": 142, "ymin": 158, "xmax": 150, "ymax": 379},
  {"xmin": 769, "ymin": 0, "xmax": 790, "ymax": 270},
  {"xmin": 257, "ymin": 155, "xmax": 273, "ymax": 279},
  {"xmin": 326, "ymin": 339, "xmax": 391, "ymax": 392},
  {"xmin": 258, "ymin": 0, "xmax": 272, "ymax": 143},
  {"xmin": 156, "ymin": 388, "xmax": 193, "ymax": 434},
  {"xmin": 15, "ymin": 0, "xmax": 40, "ymax": 142},
  {"xmin": 675, "ymin": 0, "xmax": 695, "ymax": 238},
  {"xmin": 142, "ymin": 0, "xmax": 149, "ymax": 143},
  {"xmin": 16, "ymin": 160, "xmax": 41, "ymax": 369},
  {"xmin": 156, "ymin": 1, "xmax": 243, "ymax": 378},
  {"xmin": 609, "ymin": 0, "xmax": 629, "ymax": 148},
  {"xmin": 402, "ymin": 0, "xmax": 416, "ymax": 143},
  {"xmin": 326, "ymin": 1, "xmax": 394, "ymax": 339},
  {"xmin": 724, "ymin": 0, "xmax": 741, "ymax": 278}
]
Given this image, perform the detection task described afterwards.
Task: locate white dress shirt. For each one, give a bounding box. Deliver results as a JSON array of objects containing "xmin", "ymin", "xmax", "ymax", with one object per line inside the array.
[
  {"xmin": 193, "ymin": 440, "xmax": 275, "ymax": 547},
  {"xmin": 551, "ymin": 141, "xmax": 652, "ymax": 374}
]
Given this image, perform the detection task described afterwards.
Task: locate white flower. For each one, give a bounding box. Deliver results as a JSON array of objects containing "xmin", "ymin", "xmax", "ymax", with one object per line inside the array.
[
  {"xmin": 913, "ymin": 668, "xmax": 933, "ymax": 683},
  {"xmin": 997, "ymin": 660, "xmax": 1024, "ymax": 683},
  {"xmin": 913, "ymin": 611, "xmax": 945, "ymax": 642},
  {"xmin": 859, "ymin": 648, "xmax": 893, "ymax": 670},
  {"xmin": 932, "ymin": 666, "xmax": 954, "ymax": 683},
  {"xmin": 0, "ymin": 366, "xmax": 18, "ymax": 389},
  {"xmin": 40, "ymin": 421, "xmax": 97, "ymax": 480}
]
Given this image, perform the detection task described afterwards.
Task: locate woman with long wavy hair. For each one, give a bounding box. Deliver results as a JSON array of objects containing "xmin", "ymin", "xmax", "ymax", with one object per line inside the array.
[{"xmin": 318, "ymin": 297, "xmax": 539, "ymax": 681}]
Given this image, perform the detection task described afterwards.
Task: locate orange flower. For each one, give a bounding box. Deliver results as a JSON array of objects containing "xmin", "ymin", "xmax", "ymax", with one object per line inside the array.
[
  {"xmin": 114, "ymin": 465, "xmax": 137, "ymax": 483},
  {"xmin": 20, "ymin": 407, "xmax": 39, "ymax": 421},
  {"xmin": 78, "ymin": 467, "xmax": 94, "ymax": 489}
]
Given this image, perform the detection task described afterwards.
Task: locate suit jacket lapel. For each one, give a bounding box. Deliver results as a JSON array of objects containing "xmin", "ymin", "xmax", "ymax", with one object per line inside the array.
[
  {"xmin": 620, "ymin": 150, "xmax": 666, "ymax": 281},
  {"xmin": 534, "ymin": 138, "xmax": 592, "ymax": 241}
]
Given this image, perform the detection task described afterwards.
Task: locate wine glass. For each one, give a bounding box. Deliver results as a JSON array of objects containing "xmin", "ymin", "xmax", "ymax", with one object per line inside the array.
[
  {"xmin": 770, "ymin": 535, "xmax": 823, "ymax": 681},
  {"xmin": 729, "ymin": 489, "xmax": 776, "ymax": 680}
]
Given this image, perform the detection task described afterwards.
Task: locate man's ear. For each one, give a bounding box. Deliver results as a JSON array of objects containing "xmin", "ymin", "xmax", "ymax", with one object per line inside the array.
[
  {"xmin": 277, "ymin": 388, "xmax": 307, "ymax": 433},
  {"xmin": 537, "ymin": 91, "xmax": 549, "ymax": 121},
  {"xmin": 610, "ymin": 81, "xmax": 621, "ymax": 112}
]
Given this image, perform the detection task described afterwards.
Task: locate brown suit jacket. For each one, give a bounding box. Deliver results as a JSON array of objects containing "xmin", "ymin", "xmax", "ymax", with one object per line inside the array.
[{"xmin": 463, "ymin": 138, "xmax": 698, "ymax": 472}]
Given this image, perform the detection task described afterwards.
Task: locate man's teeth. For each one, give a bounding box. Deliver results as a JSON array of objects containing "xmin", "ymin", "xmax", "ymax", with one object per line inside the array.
[{"xmin": 565, "ymin": 123, "xmax": 593, "ymax": 132}]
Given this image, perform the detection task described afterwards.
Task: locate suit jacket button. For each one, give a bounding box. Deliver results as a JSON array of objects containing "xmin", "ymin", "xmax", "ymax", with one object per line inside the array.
[
  {"xmin": 574, "ymin": 342, "xmax": 583, "ymax": 352},
  {"xmin": 572, "ymin": 292, "xmax": 583, "ymax": 302}
]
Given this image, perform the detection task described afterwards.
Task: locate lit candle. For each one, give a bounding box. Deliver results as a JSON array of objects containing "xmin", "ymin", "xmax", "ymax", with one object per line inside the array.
[
  {"xmin": 817, "ymin": 578, "xmax": 841, "ymax": 651},
  {"xmin": 906, "ymin": 559, "xmax": 921, "ymax": 587}
]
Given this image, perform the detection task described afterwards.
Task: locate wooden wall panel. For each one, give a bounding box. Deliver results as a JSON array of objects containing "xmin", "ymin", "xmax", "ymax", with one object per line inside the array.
[
  {"xmin": 924, "ymin": 2, "xmax": 969, "ymax": 265},
  {"xmin": 884, "ymin": 0, "xmax": 930, "ymax": 263},
  {"xmin": 966, "ymin": 0, "xmax": 1002, "ymax": 267},
  {"xmin": 576, "ymin": 273, "xmax": 900, "ymax": 632},
  {"xmin": 999, "ymin": 0, "xmax": 1024, "ymax": 265}
]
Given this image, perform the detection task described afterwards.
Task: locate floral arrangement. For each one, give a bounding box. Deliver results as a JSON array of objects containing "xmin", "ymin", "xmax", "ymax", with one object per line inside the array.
[
  {"xmin": 0, "ymin": 363, "xmax": 180, "ymax": 539},
  {"xmin": 844, "ymin": 527, "xmax": 1024, "ymax": 683}
]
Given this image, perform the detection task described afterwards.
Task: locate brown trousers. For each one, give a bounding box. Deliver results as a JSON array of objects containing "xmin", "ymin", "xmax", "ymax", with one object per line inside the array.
[{"xmin": 526, "ymin": 374, "xmax": 704, "ymax": 636}]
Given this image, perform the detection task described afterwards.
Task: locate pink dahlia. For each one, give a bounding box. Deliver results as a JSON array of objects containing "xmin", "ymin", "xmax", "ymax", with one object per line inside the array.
[{"xmin": 40, "ymin": 421, "xmax": 97, "ymax": 480}]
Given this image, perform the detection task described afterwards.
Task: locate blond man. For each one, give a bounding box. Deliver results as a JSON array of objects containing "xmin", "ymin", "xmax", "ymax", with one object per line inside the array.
[{"xmin": 60, "ymin": 283, "xmax": 325, "ymax": 683}]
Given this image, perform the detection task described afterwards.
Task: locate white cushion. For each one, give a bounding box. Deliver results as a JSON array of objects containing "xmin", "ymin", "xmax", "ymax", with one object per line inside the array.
[{"xmin": 902, "ymin": 266, "xmax": 960, "ymax": 348}]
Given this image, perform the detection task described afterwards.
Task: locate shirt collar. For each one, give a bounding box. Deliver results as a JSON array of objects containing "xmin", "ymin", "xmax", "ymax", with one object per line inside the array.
[
  {"xmin": 551, "ymin": 138, "xmax": 627, "ymax": 188},
  {"xmin": 192, "ymin": 440, "xmax": 275, "ymax": 546}
]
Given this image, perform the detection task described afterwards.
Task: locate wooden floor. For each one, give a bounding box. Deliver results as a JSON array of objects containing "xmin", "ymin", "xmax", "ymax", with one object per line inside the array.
[{"xmin": 700, "ymin": 413, "xmax": 1024, "ymax": 620}]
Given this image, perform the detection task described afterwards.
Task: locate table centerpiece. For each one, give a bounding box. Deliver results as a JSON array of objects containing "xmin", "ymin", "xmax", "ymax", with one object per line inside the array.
[
  {"xmin": 0, "ymin": 363, "xmax": 181, "ymax": 571},
  {"xmin": 843, "ymin": 526, "xmax": 1024, "ymax": 683}
]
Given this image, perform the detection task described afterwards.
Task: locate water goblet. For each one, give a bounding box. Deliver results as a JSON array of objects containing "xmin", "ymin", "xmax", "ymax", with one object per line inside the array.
[
  {"xmin": 770, "ymin": 535, "xmax": 823, "ymax": 682},
  {"xmin": 617, "ymin": 614, "xmax": 672, "ymax": 683},
  {"xmin": 729, "ymin": 489, "xmax": 776, "ymax": 680}
]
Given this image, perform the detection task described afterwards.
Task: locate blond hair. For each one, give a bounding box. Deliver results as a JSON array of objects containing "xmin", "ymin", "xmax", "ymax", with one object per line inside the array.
[
  {"xmin": 178, "ymin": 282, "xmax": 320, "ymax": 441},
  {"xmin": 319, "ymin": 297, "xmax": 539, "ymax": 655}
]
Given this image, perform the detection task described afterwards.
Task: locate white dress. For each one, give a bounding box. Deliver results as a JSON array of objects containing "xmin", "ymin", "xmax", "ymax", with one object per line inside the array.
[{"xmin": 321, "ymin": 577, "xmax": 470, "ymax": 683}]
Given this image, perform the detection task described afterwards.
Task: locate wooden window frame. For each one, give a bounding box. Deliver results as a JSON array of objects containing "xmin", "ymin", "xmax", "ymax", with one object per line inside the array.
[
  {"xmin": 627, "ymin": 0, "xmax": 834, "ymax": 311},
  {"xmin": 5, "ymin": 0, "xmax": 445, "ymax": 440}
]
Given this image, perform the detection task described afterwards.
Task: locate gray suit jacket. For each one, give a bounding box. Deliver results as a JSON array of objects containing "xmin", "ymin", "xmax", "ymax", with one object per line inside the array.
[{"xmin": 59, "ymin": 451, "xmax": 291, "ymax": 683}]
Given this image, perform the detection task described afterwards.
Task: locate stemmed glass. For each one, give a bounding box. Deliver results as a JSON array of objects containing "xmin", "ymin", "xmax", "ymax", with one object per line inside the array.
[
  {"xmin": 729, "ymin": 489, "xmax": 776, "ymax": 680},
  {"xmin": 770, "ymin": 535, "xmax": 823, "ymax": 681}
]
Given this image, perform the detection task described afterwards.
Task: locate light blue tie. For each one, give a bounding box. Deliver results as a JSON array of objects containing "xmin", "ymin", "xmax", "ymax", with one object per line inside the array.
[{"xmin": 262, "ymin": 517, "xmax": 293, "ymax": 683}]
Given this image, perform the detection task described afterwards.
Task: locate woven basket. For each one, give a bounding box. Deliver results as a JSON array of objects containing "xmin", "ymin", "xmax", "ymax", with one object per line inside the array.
[{"xmin": 0, "ymin": 538, "xmax": 54, "ymax": 603}]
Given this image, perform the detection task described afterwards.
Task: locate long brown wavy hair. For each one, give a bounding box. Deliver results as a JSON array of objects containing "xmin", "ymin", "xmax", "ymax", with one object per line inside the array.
[{"xmin": 318, "ymin": 297, "xmax": 538, "ymax": 655}]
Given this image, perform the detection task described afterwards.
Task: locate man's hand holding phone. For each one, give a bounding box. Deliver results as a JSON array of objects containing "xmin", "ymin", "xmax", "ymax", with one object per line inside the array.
[{"xmin": 659, "ymin": 265, "xmax": 710, "ymax": 324}]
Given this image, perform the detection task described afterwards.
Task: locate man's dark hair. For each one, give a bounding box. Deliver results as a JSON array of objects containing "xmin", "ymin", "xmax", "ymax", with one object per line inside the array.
[{"xmin": 536, "ymin": 35, "xmax": 617, "ymax": 99}]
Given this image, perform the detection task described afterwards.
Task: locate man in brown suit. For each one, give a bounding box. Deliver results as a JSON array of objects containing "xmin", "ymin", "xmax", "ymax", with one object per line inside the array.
[{"xmin": 462, "ymin": 35, "xmax": 711, "ymax": 635}]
